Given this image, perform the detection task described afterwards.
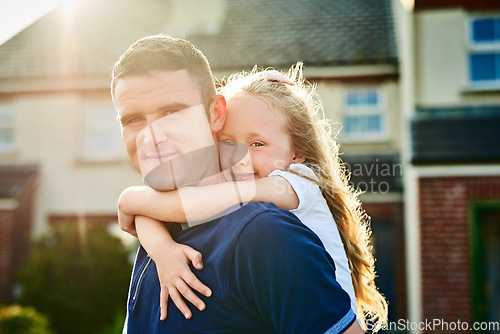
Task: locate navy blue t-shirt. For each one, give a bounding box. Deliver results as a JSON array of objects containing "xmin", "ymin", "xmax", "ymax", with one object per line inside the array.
[{"xmin": 125, "ymin": 202, "xmax": 355, "ymax": 333}]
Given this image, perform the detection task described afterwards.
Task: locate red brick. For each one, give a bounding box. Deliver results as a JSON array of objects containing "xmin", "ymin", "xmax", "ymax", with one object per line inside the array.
[{"xmin": 419, "ymin": 176, "xmax": 500, "ymax": 330}]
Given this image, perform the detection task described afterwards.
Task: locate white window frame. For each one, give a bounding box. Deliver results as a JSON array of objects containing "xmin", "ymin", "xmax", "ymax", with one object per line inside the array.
[
  {"xmin": 467, "ymin": 15, "xmax": 500, "ymax": 89},
  {"xmin": 0, "ymin": 103, "xmax": 16, "ymax": 153},
  {"xmin": 341, "ymin": 86, "xmax": 388, "ymax": 143},
  {"xmin": 80, "ymin": 100, "xmax": 122, "ymax": 162}
]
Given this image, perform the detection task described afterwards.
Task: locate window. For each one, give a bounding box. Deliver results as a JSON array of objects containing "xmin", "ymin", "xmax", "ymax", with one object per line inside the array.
[
  {"xmin": 81, "ymin": 101, "xmax": 121, "ymax": 162},
  {"xmin": 342, "ymin": 87, "xmax": 387, "ymax": 142},
  {"xmin": 468, "ymin": 16, "xmax": 500, "ymax": 88},
  {"xmin": 0, "ymin": 103, "xmax": 15, "ymax": 153}
]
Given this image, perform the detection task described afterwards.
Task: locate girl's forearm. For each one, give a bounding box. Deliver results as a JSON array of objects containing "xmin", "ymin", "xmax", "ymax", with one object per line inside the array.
[
  {"xmin": 252, "ymin": 176, "xmax": 299, "ymax": 210},
  {"xmin": 177, "ymin": 181, "xmax": 256, "ymax": 222},
  {"xmin": 178, "ymin": 176, "xmax": 298, "ymax": 221},
  {"xmin": 120, "ymin": 175, "xmax": 298, "ymax": 225},
  {"xmin": 135, "ymin": 215, "xmax": 176, "ymax": 260},
  {"xmin": 119, "ymin": 186, "xmax": 186, "ymax": 223},
  {"xmin": 118, "ymin": 183, "xmax": 251, "ymax": 224}
]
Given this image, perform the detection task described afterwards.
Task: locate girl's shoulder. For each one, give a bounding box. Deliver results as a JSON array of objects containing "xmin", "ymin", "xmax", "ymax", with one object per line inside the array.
[
  {"xmin": 268, "ymin": 164, "xmax": 319, "ymax": 188},
  {"xmin": 287, "ymin": 163, "xmax": 318, "ymax": 182}
]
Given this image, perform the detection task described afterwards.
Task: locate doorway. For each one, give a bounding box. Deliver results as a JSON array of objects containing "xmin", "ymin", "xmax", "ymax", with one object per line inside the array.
[{"xmin": 470, "ymin": 202, "xmax": 500, "ymax": 333}]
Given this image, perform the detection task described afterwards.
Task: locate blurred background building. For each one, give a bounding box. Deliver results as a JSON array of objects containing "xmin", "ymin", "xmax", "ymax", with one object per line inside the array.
[{"xmin": 0, "ymin": 0, "xmax": 498, "ymax": 332}]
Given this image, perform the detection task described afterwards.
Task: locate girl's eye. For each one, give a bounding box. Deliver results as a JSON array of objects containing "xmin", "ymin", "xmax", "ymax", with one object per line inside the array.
[
  {"xmin": 250, "ymin": 142, "xmax": 264, "ymax": 147},
  {"xmin": 221, "ymin": 141, "xmax": 236, "ymax": 147}
]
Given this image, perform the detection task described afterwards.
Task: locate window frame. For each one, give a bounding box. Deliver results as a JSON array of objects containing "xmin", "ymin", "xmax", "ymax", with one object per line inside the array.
[
  {"xmin": 79, "ymin": 100, "xmax": 122, "ymax": 163},
  {"xmin": 341, "ymin": 86, "xmax": 389, "ymax": 143},
  {"xmin": 0, "ymin": 103, "xmax": 16, "ymax": 153},
  {"xmin": 467, "ymin": 15, "xmax": 500, "ymax": 89}
]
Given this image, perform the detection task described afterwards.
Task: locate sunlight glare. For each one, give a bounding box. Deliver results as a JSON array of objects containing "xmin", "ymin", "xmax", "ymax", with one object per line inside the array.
[
  {"xmin": 0, "ymin": 0, "xmax": 66, "ymax": 44},
  {"xmin": 399, "ymin": 0, "xmax": 414, "ymax": 11},
  {"xmin": 61, "ymin": 0, "xmax": 76, "ymax": 15}
]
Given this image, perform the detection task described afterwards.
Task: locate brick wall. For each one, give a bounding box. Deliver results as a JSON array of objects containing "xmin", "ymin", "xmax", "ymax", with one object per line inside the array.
[
  {"xmin": 415, "ymin": 0, "xmax": 500, "ymax": 10},
  {"xmin": 0, "ymin": 209, "xmax": 16, "ymax": 301},
  {"xmin": 364, "ymin": 202, "xmax": 407, "ymax": 321},
  {"xmin": 0, "ymin": 179, "xmax": 38, "ymax": 302},
  {"xmin": 13, "ymin": 182, "xmax": 37, "ymax": 275},
  {"xmin": 419, "ymin": 176, "xmax": 500, "ymax": 330}
]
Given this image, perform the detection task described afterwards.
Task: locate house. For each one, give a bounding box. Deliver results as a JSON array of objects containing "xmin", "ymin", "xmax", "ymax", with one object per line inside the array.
[
  {"xmin": 399, "ymin": 0, "xmax": 500, "ymax": 332},
  {"xmin": 0, "ymin": 0, "xmax": 405, "ymax": 323}
]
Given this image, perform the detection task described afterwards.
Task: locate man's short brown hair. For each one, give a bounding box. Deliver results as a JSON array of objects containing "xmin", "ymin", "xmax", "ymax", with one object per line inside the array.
[{"xmin": 111, "ymin": 35, "xmax": 216, "ymax": 113}]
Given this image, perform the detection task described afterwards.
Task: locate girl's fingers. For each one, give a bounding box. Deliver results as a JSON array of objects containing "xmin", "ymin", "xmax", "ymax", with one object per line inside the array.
[
  {"xmin": 175, "ymin": 279, "xmax": 206, "ymax": 312},
  {"xmin": 159, "ymin": 288, "xmax": 169, "ymax": 321},
  {"xmin": 183, "ymin": 270, "xmax": 212, "ymax": 297},
  {"xmin": 169, "ymin": 288, "xmax": 192, "ymax": 319},
  {"xmin": 156, "ymin": 244, "xmax": 212, "ymax": 320},
  {"xmin": 184, "ymin": 247, "xmax": 204, "ymax": 270}
]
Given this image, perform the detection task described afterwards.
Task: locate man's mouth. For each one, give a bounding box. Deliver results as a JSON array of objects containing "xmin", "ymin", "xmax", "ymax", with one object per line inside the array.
[{"xmin": 143, "ymin": 152, "xmax": 179, "ymax": 164}]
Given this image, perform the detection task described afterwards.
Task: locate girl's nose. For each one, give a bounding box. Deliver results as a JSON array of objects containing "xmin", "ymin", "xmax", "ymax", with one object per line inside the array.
[{"xmin": 235, "ymin": 150, "xmax": 251, "ymax": 166}]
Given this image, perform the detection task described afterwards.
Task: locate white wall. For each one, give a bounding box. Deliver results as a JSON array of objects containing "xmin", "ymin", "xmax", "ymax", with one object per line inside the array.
[
  {"xmin": 415, "ymin": 9, "xmax": 467, "ymax": 106},
  {"xmin": 415, "ymin": 9, "xmax": 500, "ymax": 106}
]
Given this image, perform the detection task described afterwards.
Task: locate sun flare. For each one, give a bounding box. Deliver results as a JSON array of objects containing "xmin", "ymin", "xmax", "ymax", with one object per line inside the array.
[{"xmin": 61, "ymin": 0, "xmax": 77, "ymax": 15}]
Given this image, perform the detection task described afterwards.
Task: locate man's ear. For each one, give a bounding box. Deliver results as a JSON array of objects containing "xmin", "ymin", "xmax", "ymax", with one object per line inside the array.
[
  {"xmin": 210, "ymin": 94, "xmax": 227, "ymax": 132},
  {"xmin": 292, "ymin": 152, "xmax": 306, "ymax": 164}
]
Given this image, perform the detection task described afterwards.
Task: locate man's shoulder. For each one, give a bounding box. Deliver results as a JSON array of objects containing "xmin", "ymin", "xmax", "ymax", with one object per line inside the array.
[
  {"xmin": 235, "ymin": 202, "xmax": 323, "ymax": 248},
  {"xmin": 176, "ymin": 202, "xmax": 295, "ymax": 240},
  {"xmin": 176, "ymin": 202, "xmax": 316, "ymax": 254},
  {"xmin": 205, "ymin": 201, "xmax": 299, "ymax": 229},
  {"xmin": 237, "ymin": 201, "xmax": 299, "ymax": 222},
  {"xmin": 230, "ymin": 202, "xmax": 307, "ymax": 235}
]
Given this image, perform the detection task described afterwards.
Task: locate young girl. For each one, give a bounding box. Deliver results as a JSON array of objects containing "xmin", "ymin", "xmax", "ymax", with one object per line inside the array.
[{"xmin": 118, "ymin": 63, "xmax": 387, "ymax": 331}]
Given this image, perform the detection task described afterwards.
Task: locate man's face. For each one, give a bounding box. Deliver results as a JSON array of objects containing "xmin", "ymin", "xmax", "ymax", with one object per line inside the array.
[{"xmin": 114, "ymin": 70, "xmax": 218, "ymax": 188}]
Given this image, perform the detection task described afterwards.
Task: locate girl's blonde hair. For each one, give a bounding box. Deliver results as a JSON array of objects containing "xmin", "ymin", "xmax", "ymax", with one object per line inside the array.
[{"xmin": 219, "ymin": 63, "xmax": 388, "ymax": 331}]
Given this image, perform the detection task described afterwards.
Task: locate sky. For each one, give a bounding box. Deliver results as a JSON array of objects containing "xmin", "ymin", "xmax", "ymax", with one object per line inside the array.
[{"xmin": 0, "ymin": 0, "xmax": 66, "ymax": 45}]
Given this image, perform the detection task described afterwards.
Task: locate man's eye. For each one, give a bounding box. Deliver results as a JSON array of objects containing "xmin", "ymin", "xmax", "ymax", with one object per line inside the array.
[
  {"xmin": 123, "ymin": 116, "xmax": 144, "ymax": 126},
  {"xmin": 131, "ymin": 116, "xmax": 144, "ymax": 123},
  {"xmin": 160, "ymin": 110, "xmax": 176, "ymax": 117}
]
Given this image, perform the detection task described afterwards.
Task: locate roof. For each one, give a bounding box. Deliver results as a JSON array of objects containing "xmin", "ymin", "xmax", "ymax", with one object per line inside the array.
[
  {"xmin": 343, "ymin": 154, "xmax": 403, "ymax": 193},
  {"xmin": 0, "ymin": 0, "xmax": 174, "ymax": 80},
  {"xmin": 412, "ymin": 106, "xmax": 500, "ymax": 164},
  {"xmin": 192, "ymin": 0, "xmax": 397, "ymax": 70},
  {"xmin": 0, "ymin": 164, "xmax": 39, "ymax": 199},
  {"xmin": 0, "ymin": 0, "xmax": 397, "ymax": 90}
]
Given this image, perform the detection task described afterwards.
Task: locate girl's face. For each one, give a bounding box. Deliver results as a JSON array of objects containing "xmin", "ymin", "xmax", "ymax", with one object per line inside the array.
[{"xmin": 218, "ymin": 93, "xmax": 303, "ymax": 181}]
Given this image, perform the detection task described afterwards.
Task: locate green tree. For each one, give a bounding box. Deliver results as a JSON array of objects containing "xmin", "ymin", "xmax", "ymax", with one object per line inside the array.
[{"xmin": 18, "ymin": 223, "xmax": 133, "ymax": 334}]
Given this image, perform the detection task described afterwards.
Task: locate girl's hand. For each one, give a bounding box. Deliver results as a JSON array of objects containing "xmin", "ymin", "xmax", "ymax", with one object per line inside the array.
[
  {"xmin": 117, "ymin": 205, "xmax": 137, "ymax": 238},
  {"xmin": 157, "ymin": 242, "xmax": 212, "ymax": 320},
  {"xmin": 117, "ymin": 187, "xmax": 142, "ymax": 237}
]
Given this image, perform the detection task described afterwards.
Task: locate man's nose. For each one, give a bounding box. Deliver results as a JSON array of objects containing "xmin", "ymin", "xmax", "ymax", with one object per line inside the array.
[{"xmin": 143, "ymin": 121, "xmax": 168, "ymax": 147}]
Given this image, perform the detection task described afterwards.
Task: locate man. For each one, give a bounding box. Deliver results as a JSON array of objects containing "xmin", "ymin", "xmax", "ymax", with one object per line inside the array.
[{"xmin": 112, "ymin": 34, "xmax": 362, "ymax": 333}]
